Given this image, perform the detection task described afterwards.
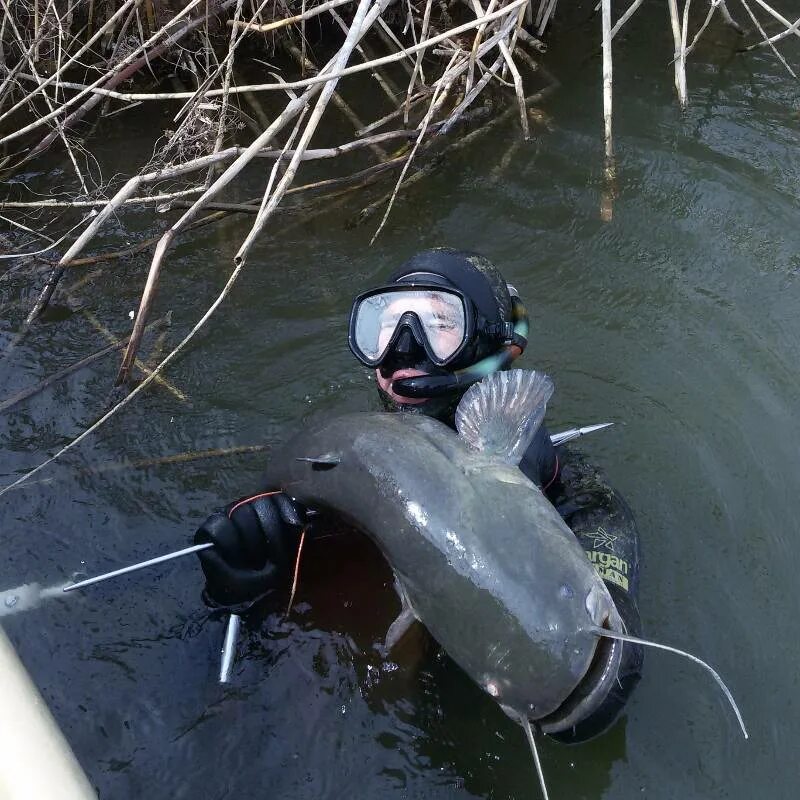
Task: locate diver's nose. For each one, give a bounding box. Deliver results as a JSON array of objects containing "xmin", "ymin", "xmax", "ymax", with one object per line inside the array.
[{"xmin": 394, "ymin": 327, "xmax": 417, "ymax": 355}]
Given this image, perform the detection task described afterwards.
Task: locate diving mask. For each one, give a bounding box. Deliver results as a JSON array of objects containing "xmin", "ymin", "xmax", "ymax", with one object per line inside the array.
[{"xmin": 349, "ymin": 284, "xmax": 481, "ymax": 368}]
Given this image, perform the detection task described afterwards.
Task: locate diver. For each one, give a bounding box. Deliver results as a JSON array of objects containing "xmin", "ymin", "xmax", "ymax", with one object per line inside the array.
[{"xmin": 193, "ymin": 248, "xmax": 643, "ymax": 743}]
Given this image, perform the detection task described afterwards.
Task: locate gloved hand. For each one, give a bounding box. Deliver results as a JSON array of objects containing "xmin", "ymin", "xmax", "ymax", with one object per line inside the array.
[{"xmin": 194, "ymin": 492, "xmax": 305, "ymax": 607}]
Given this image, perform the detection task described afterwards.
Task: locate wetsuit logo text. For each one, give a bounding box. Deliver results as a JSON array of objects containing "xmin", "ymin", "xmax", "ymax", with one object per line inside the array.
[{"xmin": 586, "ymin": 550, "xmax": 629, "ymax": 592}]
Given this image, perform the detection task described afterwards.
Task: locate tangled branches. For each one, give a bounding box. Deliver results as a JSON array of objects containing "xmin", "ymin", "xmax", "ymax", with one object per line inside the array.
[{"xmin": 0, "ymin": 0, "xmax": 799, "ymax": 493}]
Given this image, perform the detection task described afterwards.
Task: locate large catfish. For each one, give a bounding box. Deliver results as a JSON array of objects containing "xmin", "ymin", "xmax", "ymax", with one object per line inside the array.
[
  {"xmin": 265, "ymin": 370, "xmax": 624, "ymax": 734},
  {"xmin": 264, "ymin": 370, "xmax": 746, "ymax": 796}
]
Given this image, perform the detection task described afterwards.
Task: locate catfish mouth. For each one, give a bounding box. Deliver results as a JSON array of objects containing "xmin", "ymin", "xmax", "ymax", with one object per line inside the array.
[{"xmin": 536, "ymin": 613, "xmax": 624, "ymax": 735}]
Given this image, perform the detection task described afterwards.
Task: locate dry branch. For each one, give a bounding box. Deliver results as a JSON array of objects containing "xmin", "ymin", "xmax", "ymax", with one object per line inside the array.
[
  {"xmin": 9, "ymin": 0, "xmax": 528, "ymax": 103},
  {"xmin": 7, "ymin": 0, "xmax": 783, "ymax": 490},
  {"xmin": 229, "ymin": 0, "xmax": 355, "ymax": 32}
]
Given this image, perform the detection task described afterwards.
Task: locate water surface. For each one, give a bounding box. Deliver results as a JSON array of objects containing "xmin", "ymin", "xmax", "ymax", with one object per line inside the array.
[{"xmin": 1, "ymin": 6, "xmax": 798, "ymax": 799}]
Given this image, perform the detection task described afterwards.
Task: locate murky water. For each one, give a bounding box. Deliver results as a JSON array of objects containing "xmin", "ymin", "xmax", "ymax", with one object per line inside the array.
[{"xmin": 2, "ymin": 5, "xmax": 799, "ymax": 799}]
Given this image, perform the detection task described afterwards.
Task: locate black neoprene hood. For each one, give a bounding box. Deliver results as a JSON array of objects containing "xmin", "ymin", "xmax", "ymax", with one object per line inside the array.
[{"xmin": 388, "ymin": 248, "xmax": 513, "ymax": 331}]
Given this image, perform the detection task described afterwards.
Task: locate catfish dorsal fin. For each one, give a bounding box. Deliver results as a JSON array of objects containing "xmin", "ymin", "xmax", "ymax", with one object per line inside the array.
[{"xmin": 455, "ymin": 370, "xmax": 554, "ymax": 464}]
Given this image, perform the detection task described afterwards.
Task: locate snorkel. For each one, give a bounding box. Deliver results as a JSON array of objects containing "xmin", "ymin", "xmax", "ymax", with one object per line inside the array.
[{"xmin": 391, "ymin": 293, "xmax": 529, "ymax": 399}]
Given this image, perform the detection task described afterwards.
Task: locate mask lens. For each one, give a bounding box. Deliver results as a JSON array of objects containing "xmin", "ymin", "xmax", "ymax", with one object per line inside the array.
[
  {"xmin": 353, "ymin": 293, "xmax": 390, "ymax": 361},
  {"xmin": 353, "ymin": 289, "xmax": 467, "ymax": 365},
  {"xmin": 422, "ymin": 291, "xmax": 466, "ymax": 361}
]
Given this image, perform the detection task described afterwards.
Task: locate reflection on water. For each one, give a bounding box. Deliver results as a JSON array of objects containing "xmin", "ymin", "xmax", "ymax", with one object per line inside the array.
[{"xmin": 1, "ymin": 4, "xmax": 799, "ymax": 799}]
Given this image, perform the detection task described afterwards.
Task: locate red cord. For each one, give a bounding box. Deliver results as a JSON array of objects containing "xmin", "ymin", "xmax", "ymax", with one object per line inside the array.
[
  {"xmin": 286, "ymin": 525, "xmax": 309, "ymax": 616},
  {"xmin": 542, "ymin": 453, "xmax": 559, "ymax": 492},
  {"xmin": 227, "ymin": 490, "xmax": 282, "ymax": 518}
]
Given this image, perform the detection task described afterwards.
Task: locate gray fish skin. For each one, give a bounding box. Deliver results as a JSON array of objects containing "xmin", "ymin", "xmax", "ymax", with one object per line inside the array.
[{"xmin": 265, "ymin": 412, "xmax": 621, "ymax": 723}]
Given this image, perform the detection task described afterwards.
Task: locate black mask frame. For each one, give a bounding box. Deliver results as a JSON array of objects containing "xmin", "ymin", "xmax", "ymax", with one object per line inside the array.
[{"xmin": 348, "ymin": 282, "xmax": 484, "ymax": 369}]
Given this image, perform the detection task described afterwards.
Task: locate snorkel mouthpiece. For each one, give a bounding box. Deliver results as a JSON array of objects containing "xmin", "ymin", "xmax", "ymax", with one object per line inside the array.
[
  {"xmin": 391, "ymin": 373, "xmax": 468, "ymax": 398},
  {"xmin": 391, "ymin": 352, "xmax": 513, "ymax": 398}
]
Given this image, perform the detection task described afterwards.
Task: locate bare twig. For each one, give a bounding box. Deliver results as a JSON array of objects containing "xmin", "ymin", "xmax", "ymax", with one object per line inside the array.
[
  {"xmin": 406, "ymin": 0, "xmax": 432, "ymax": 122},
  {"xmin": 499, "ymin": 39, "xmax": 529, "ymax": 139},
  {"xmin": 229, "ymin": 0, "xmax": 355, "ymax": 32},
  {"xmin": 610, "ymin": 0, "xmax": 646, "ymax": 38},
  {"xmin": 207, "ymin": 0, "xmax": 245, "ymax": 184},
  {"xmin": 1, "ymin": 188, "xmax": 205, "ymax": 210},
  {"xmin": 738, "ymin": 0, "xmax": 797, "ymax": 77},
  {"xmin": 685, "ymin": 0, "xmax": 719, "ymax": 58}
]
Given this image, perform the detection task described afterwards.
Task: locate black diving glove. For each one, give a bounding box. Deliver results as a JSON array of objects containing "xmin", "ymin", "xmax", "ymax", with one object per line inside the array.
[{"xmin": 194, "ymin": 492, "xmax": 305, "ymax": 607}]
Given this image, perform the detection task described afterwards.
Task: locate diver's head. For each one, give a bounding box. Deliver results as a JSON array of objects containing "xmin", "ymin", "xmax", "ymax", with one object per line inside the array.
[{"xmin": 348, "ymin": 248, "xmax": 528, "ymax": 421}]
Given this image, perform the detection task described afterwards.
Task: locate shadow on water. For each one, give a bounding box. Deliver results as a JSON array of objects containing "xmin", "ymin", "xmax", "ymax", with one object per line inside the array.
[{"xmin": 1, "ymin": 1, "xmax": 799, "ymax": 798}]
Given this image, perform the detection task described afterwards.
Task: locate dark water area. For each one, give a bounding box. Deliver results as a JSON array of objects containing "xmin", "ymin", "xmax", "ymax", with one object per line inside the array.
[{"xmin": 1, "ymin": 4, "xmax": 799, "ymax": 799}]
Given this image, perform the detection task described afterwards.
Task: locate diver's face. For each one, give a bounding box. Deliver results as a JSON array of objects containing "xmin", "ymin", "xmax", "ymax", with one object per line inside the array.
[{"xmin": 374, "ymin": 296, "xmax": 463, "ymax": 406}]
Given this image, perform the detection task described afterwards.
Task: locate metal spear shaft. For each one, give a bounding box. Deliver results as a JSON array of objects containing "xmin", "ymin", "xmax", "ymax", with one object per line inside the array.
[
  {"xmin": 550, "ymin": 422, "xmax": 614, "ymax": 447},
  {"xmin": 62, "ymin": 542, "xmax": 214, "ymax": 593},
  {"xmin": 61, "ymin": 423, "xmax": 615, "ymax": 595},
  {"xmin": 218, "ymin": 614, "xmax": 241, "ymax": 684}
]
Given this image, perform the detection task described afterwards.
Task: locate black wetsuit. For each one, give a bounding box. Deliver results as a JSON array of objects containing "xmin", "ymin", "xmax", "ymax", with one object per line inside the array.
[{"xmin": 521, "ymin": 425, "xmax": 644, "ymax": 743}]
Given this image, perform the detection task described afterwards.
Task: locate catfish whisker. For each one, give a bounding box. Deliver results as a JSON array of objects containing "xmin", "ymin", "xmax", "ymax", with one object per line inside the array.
[
  {"xmin": 589, "ymin": 626, "xmax": 748, "ymax": 740},
  {"xmin": 522, "ymin": 717, "xmax": 550, "ymax": 800}
]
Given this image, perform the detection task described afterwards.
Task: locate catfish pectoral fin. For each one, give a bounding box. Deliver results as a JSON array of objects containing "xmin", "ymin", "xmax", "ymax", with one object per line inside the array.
[{"xmin": 384, "ymin": 607, "xmax": 421, "ymax": 652}]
